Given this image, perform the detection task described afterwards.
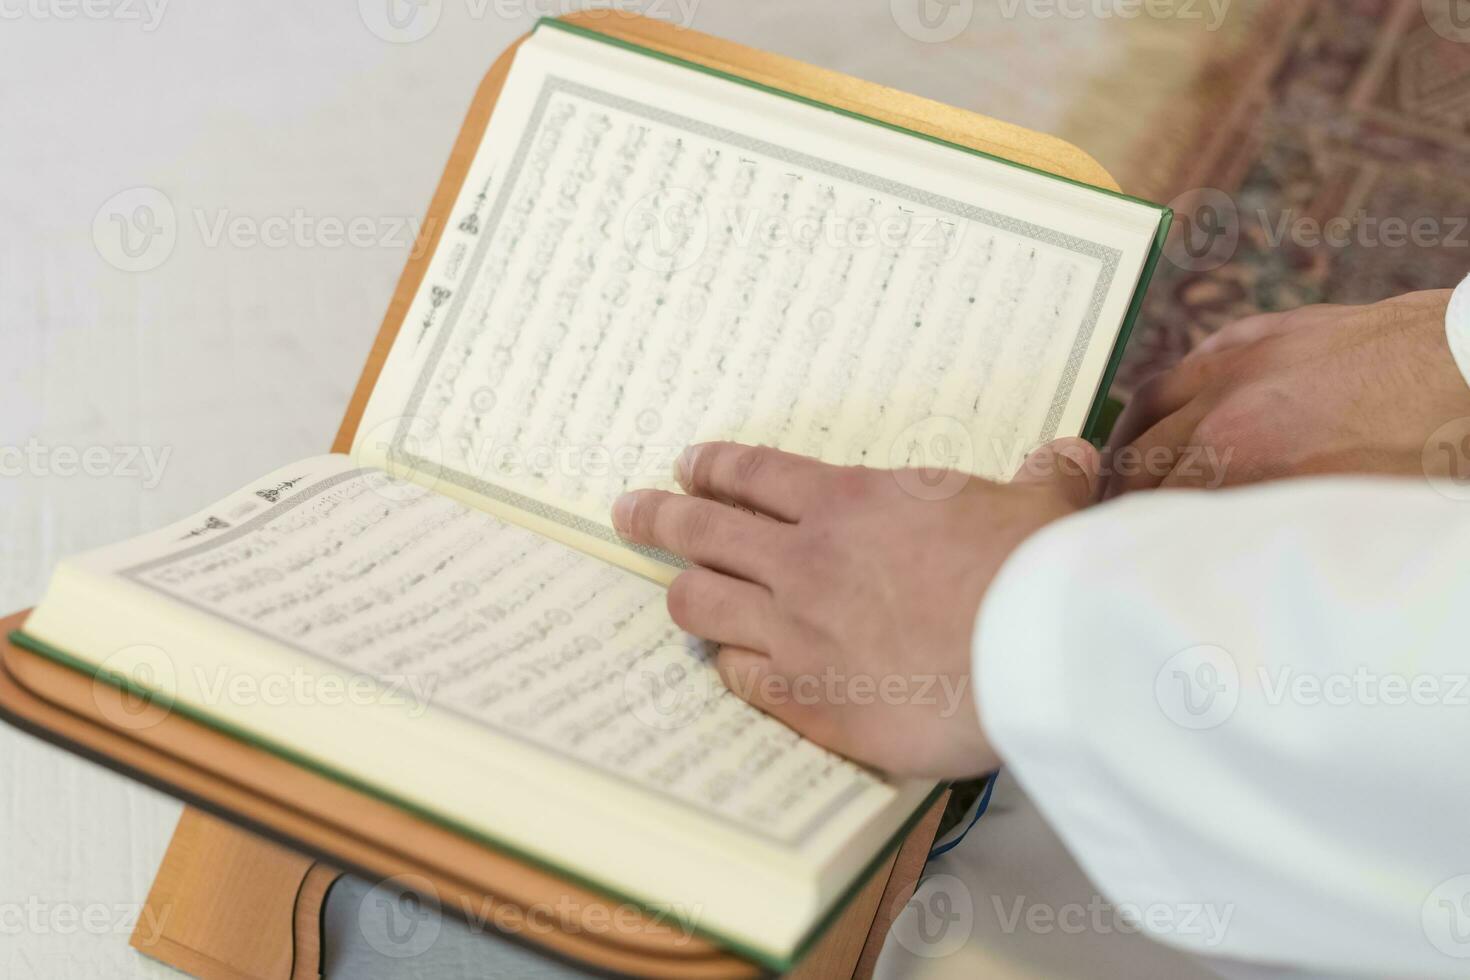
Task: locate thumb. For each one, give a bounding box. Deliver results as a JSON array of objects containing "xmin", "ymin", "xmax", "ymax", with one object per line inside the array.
[{"xmin": 1012, "ymin": 437, "xmax": 1102, "ymax": 507}]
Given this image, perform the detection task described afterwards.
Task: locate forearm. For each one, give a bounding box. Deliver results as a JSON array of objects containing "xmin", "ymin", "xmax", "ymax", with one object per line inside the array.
[{"xmin": 977, "ymin": 478, "xmax": 1470, "ymax": 976}]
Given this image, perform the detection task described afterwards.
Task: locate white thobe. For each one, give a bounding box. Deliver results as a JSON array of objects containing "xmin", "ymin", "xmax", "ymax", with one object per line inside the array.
[{"xmin": 975, "ymin": 276, "xmax": 1470, "ymax": 978}]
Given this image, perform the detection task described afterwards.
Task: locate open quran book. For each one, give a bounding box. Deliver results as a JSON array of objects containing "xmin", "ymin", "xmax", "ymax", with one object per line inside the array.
[{"xmin": 12, "ymin": 18, "xmax": 1169, "ymax": 970}]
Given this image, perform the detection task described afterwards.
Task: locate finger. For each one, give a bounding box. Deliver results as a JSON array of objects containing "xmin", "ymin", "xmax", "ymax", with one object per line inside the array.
[
  {"xmin": 1158, "ymin": 445, "xmax": 1242, "ymax": 489},
  {"xmin": 1114, "ymin": 309, "xmax": 1329, "ymax": 449},
  {"xmin": 666, "ymin": 568, "xmax": 774, "ymax": 652},
  {"xmin": 712, "ymin": 646, "xmax": 815, "ymax": 732},
  {"xmin": 612, "ymin": 489, "xmax": 784, "ymax": 581},
  {"xmin": 1187, "ymin": 305, "xmax": 1340, "ymax": 359},
  {"xmin": 1160, "ymin": 458, "xmax": 1235, "ymax": 489},
  {"xmin": 1101, "ymin": 401, "xmax": 1211, "ymax": 499},
  {"xmin": 1186, "ymin": 313, "xmax": 1290, "ymax": 358},
  {"xmin": 1011, "ymin": 437, "xmax": 1101, "ymax": 507},
  {"xmin": 676, "ymin": 442, "xmax": 831, "ymax": 522},
  {"xmin": 713, "ymin": 646, "xmax": 777, "ymax": 708},
  {"xmin": 1107, "ymin": 354, "xmax": 1221, "ymax": 456}
]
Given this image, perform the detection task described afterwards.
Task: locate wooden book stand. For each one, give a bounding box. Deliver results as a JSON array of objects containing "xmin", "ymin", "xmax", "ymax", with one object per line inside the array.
[{"xmin": 0, "ymin": 11, "xmax": 1117, "ymax": 978}]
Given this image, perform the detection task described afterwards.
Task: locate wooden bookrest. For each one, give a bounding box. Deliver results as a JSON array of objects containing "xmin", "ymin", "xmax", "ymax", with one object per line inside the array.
[
  {"xmin": 0, "ymin": 616, "xmax": 943, "ymax": 978},
  {"xmin": 0, "ymin": 11, "xmax": 1117, "ymax": 978}
]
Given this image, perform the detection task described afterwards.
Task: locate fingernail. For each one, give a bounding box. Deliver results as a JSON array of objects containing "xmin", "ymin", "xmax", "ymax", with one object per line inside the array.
[
  {"xmin": 675, "ymin": 445, "xmax": 701, "ymax": 489},
  {"xmin": 612, "ymin": 492, "xmax": 637, "ymax": 536}
]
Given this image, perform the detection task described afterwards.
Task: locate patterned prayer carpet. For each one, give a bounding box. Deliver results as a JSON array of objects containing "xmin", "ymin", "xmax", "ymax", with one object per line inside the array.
[{"xmin": 1120, "ymin": 0, "xmax": 1470, "ymax": 395}]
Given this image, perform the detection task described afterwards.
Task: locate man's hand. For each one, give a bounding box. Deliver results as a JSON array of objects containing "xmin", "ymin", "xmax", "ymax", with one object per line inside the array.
[
  {"xmin": 611, "ymin": 438, "xmax": 1100, "ymax": 779},
  {"xmin": 1104, "ymin": 289, "xmax": 1470, "ymax": 497}
]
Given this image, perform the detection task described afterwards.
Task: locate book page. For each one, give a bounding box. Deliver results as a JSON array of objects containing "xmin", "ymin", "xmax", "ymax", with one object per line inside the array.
[
  {"xmin": 355, "ymin": 24, "xmax": 1164, "ymax": 579},
  {"xmin": 25, "ymin": 456, "xmax": 935, "ymax": 956},
  {"xmin": 38, "ymin": 458, "xmax": 891, "ymax": 849}
]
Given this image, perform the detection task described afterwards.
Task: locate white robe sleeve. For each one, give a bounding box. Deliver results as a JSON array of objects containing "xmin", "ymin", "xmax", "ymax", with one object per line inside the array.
[
  {"xmin": 975, "ymin": 476, "xmax": 1470, "ymax": 978},
  {"xmin": 1447, "ymin": 272, "xmax": 1470, "ymax": 386}
]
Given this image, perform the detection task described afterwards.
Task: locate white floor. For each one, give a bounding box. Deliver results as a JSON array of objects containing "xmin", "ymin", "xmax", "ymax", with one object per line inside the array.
[{"xmin": 0, "ymin": 3, "xmax": 1214, "ymax": 977}]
